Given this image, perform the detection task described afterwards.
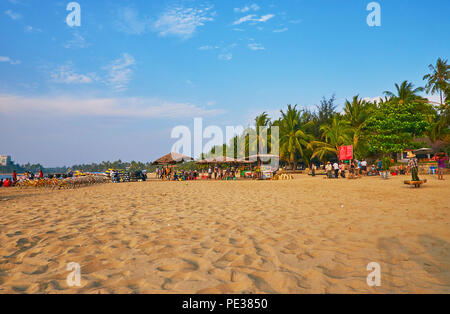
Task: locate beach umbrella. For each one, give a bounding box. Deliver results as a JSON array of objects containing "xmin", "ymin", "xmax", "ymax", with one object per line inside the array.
[{"xmin": 152, "ymin": 152, "xmax": 193, "ymax": 165}]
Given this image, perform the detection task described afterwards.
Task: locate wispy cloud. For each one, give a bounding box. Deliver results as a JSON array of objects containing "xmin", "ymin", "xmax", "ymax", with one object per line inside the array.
[
  {"xmin": 273, "ymin": 27, "xmax": 288, "ymax": 33},
  {"xmin": 258, "ymin": 14, "xmax": 275, "ymax": 22},
  {"xmin": 0, "ymin": 56, "xmax": 21, "ymax": 65},
  {"xmin": 198, "ymin": 45, "xmax": 219, "ymax": 50},
  {"xmin": 4, "ymin": 9, "xmax": 21, "ymax": 20},
  {"xmin": 25, "ymin": 25, "xmax": 42, "ymax": 33},
  {"xmin": 154, "ymin": 5, "xmax": 215, "ymax": 39},
  {"xmin": 234, "ymin": 4, "xmax": 260, "ymax": 13},
  {"xmin": 248, "ymin": 43, "xmax": 265, "ymax": 51},
  {"xmin": 104, "ymin": 53, "xmax": 136, "ymax": 92},
  {"xmin": 0, "ymin": 94, "xmax": 225, "ymax": 119},
  {"xmin": 233, "ymin": 14, "xmax": 274, "ymax": 25},
  {"xmin": 218, "ymin": 53, "xmax": 232, "ymax": 61},
  {"xmin": 116, "ymin": 7, "xmax": 151, "ymax": 35},
  {"xmin": 64, "ymin": 33, "xmax": 89, "ymax": 49},
  {"xmin": 50, "ymin": 64, "xmax": 97, "ymax": 84}
]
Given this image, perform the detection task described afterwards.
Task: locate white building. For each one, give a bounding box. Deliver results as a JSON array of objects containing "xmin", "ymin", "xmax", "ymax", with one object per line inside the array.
[{"xmin": 0, "ymin": 155, "xmax": 12, "ymax": 166}]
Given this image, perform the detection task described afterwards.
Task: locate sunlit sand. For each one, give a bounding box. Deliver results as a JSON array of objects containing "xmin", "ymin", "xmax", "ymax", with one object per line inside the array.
[{"xmin": 0, "ymin": 175, "xmax": 449, "ymax": 294}]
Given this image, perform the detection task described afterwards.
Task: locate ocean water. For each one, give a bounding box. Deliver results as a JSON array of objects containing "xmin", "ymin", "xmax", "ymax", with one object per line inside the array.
[{"xmin": 0, "ymin": 174, "xmax": 12, "ymax": 180}]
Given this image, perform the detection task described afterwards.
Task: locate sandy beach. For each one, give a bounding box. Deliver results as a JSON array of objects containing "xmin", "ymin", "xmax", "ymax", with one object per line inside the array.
[{"xmin": 0, "ymin": 175, "xmax": 449, "ymax": 294}]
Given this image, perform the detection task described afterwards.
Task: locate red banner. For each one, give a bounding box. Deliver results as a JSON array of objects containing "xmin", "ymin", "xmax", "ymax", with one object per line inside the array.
[{"xmin": 339, "ymin": 145, "xmax": 353, "ymax": 161}]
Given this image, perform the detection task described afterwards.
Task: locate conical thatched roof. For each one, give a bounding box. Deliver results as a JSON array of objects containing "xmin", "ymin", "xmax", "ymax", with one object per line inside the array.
[{"xmin": 152, "ymin": 152, "xmax": 193, "ymax": 165}]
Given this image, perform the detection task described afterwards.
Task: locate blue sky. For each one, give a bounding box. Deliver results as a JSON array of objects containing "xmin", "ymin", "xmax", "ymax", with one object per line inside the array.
[{"xmin": 1, "ymin": 0, "xmax": 449, "ymax": 166}]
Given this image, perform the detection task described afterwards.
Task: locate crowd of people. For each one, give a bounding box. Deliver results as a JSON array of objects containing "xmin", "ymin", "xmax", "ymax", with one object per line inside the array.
[
  {"xmin": 155, "ymin": 166, "xmax": 242, "ymax": 181},
  {"xmin": 311, "ymin": 159, "xmax": 386, "ymax": 179},
  {"xmin": 310, "ymin": 152, "xmax": 448, "ymax": 182}
]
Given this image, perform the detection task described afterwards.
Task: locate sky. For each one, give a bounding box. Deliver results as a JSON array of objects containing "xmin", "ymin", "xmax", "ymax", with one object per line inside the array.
[{"xmin": 0, "ymin": 0, "xmax": 449, "ymax": 167}]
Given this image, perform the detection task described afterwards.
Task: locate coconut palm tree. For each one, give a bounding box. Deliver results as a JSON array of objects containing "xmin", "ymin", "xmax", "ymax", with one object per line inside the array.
[
  {"xmin": 423, "ymin": 58, "xmax": 450, "ymax": 106},
  {"xmin": 384, "ymin": 80, "xmax": 425, "ymax": 104},
  {"xmin": 277, "ymin": 105, "xmax": 313, "ymax": 169},
  {"xmin": 311, "ymin": 116, "xmax": 352, "ymax": 161},
  {"xmin": 343, "ymin": 95, "xmax": 373, "ymax": 159},
  {"xmin": 248, "ymin": 112, "xmax": 271, "ymax": 157}
]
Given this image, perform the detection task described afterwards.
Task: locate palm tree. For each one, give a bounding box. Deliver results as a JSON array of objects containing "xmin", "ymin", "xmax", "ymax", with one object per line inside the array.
[
  {"xmin": 249, "ymin": 112, "xmax": 271, "ymax": 157},
  {"xmin": 423, "ymin": 58, "xmax": 450, "ymax": 106},
  {"xmin": 384, "ymin": 80, "xmax": 425, "ymax": 104},
  {"xmin": 344, "ymin": 95, "xmax": 373, "ymax": 159},
  {"xmin": 311, "ymin": 117, "xmax": 352, "ymax": 161},
  {"xmin": 277, "ymin": 105, "xmax": 312, "ymax": 169}
]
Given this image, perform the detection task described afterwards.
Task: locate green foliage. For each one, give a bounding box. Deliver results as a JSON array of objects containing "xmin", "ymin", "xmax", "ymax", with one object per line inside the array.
[{"xmin": 364, "ymin": 101, "xmax": 430, "ymax": 155}]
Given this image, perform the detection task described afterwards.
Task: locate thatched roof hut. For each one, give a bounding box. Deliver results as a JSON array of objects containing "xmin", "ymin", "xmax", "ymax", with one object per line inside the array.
[{"xmin": 152, "ymin": 152, "xmax": 193, "ymax": 165}]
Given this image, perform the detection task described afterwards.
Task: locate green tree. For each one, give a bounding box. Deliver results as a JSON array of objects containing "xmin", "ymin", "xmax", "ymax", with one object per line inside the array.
[
  {"xmin": 423, "ymin": 58, "xmax": 450, "ymax": 106},
  {"xmin": 384, "ymin": 80, "xmax": 425, "ymax": 104},
  {"xmin": 311, "ymin": 116, "xmax": 352, "ymax": 161},
  {"xmin": 343, "ymin": 95, "xmax": 373, "ymax": 159},
  {"xmin": 364, "ymin": 101, "xmax": 429, "ymax": 157},
  {"xmin": 276, "ymin": 105, "xmax": 313, "ymax": 169}
]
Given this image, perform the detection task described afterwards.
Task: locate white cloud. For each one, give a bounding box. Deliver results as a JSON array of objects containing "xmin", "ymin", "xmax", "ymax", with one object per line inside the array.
[
  {"xmin": 258, "ymin": 14, "xmax": 275, "ymax": 22},
  {"xmin": 64, "ymin": 33, "xmax": 89, "ymax": 49},
  {"xmin": 218, "ymin": 53, "xmax": 232, "ymax": 61},
  {"xmin": 248, "ymin": 43, "xmax": 265, "ymax": 51},
  {"xmin": 0, "ymin": 94, "xmax": 225, "ymax": 119},
  {"xmin": 232, "ymin": 13, "xmax": 274, "ymax": 25},
  {"xmin": 25, "ymin": 25, "xmax": 42, "ymax": 33},
  {"xmin": 116, "ymin": 7, "xmax": 151, "ymax": 35},
  {"xmin": 233, "ymin": 14, "xmax": 255, "ymax": 25},
  {"xmin": 104, "ymin": 53, "xmax": 136, "ymax": 92},
  {"xmin": 5, "ymin": 9, "xmax": 21, "ymax": 20},
  {"xmin": 50, "ymin": 64, "xmax": 97, "ymax": 84},
  {"xmin": 273, "ymin": 27, "xmax": 288, "ymax": 33},
  {"xmin": 234, "ymin": 4, "xmax": 260, "ymax": 13},
  {"xmin": 154, "ymin": 5, "xmax": 215, "ymax": 39},
  {"xmin": 198, "ymin": 45, "xmax": 219, "ymax": 50},
  {"xmin": 0, "ymin": 56, "xmax": 21, "ymax": 65}
]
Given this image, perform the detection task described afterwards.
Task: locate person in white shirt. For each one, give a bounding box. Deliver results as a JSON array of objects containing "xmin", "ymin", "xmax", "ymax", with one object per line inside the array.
[
  {"xmin": 333, "ymin": 162, "xmax": 339, "ymax": 179},
  {"xmin": 361, "ymin": 160, "xmax": 368, "ymax": 176}
]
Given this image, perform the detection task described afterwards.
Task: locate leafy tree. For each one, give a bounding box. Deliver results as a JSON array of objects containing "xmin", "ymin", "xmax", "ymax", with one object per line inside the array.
[
  {"xmin": 423, "ymin": 58, "xmax": 450, "ymax": 106},
  {"xmin": 276, "ymin": 105, "xmax": 313, "ymax": 169},
  {"xmin": 384, "ymin": 80, "xmax": 426, "ymax": 104},
  {"xmin": 343, "ymin": 95, "xmax": 373, "ymax": 159},
  {"xmin": 311, "ymin": 116, "xmax": 352, "ymax": 161},
  {"xmin": 364, "ymin": 101, "xmax": 430, "ymax": 157}
]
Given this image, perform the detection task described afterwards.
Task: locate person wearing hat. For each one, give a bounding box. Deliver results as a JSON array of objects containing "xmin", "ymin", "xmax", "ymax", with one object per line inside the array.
[{"xmin": 407, "ymin": 151, "xmax": 420, "ymax": 181}]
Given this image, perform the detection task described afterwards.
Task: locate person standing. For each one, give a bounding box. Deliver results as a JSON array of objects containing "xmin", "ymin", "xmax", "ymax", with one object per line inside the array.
[
  {"xmin": 39, "ymin": 169, "xmax": 44, "ymax": 179},
  {"xmin": 437, "ymin": 153, "xmax": 448, "ymax": 180},
  {"xmin": 361, "ymin": 159, "xmax": 368, "ymax": 176},
  {"xmin": 340, "ymin": 162, "xmax": 346, "ymax": 178},
  {"xmin": 12, "ymin": 170, "xmax": 17, "ymax": 183},
  {"xmin": 333, "ymin": 162, "xmax": 339, "ymax": 179},
  {"xmin": 407, "ymin": 152, "xmax": 420, "ymax": 181},
  {"xmin": 311, "ymin": 163, "xmax": 316, "ymax": 177},
  {"xmin": 325, "ymin": 162, "xmax": 333, "ymax": 178}
]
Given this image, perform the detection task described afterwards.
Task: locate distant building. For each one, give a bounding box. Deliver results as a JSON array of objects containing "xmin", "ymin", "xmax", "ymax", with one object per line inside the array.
[{"xmin": 0, "ymin": 155, "xmax": 12, "ymax": 166}]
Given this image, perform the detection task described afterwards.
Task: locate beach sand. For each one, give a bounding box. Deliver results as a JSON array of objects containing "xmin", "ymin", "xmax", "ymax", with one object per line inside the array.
[{"xmin": 0, "ymin": 174, "xmax": 449, "ymax": 294}]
